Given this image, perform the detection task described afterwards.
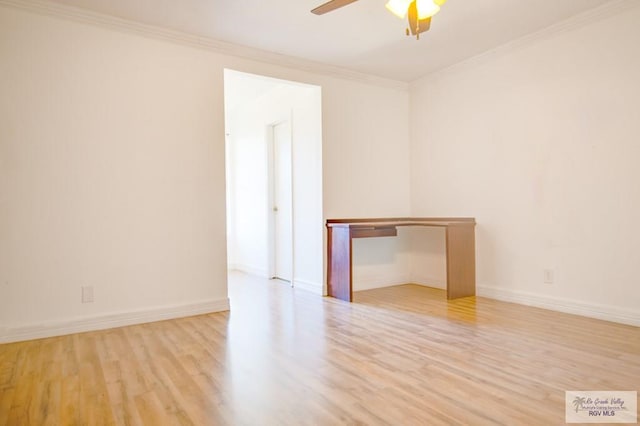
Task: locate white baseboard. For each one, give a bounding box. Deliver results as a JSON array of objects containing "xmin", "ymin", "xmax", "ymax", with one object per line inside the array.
[
  {"xmin": 0, "ymin": 298, "xmax": 230, "ymax": 344},
  {"xmin": 478, "ymin": 286, "xmax": 640, "ymax": 327},
  {"xmin": 228, "ymin": 263, "xmax": 268, "ymax": 278},
  {"xmin": 294, "ymin": 279, "xmax": 324, "ymax": 296},
  {"xmin": 409, "ymin": 274, "xmax": 446, "ymax": 290},
  {"xmin": 353, "ymin": 272, "xmax": 412, "ymax": 291}
]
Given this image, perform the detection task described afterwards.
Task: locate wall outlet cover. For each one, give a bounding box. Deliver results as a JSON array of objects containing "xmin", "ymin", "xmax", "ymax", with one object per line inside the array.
[{"xmin": 82, "ymin": 286, "xmax": 94, "ymax": 303}]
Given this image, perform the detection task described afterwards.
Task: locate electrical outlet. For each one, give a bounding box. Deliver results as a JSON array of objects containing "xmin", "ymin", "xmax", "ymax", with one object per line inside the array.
[
  {"xmin": 543, "ymin": 269, "xmax": 554, "ymax": 284},
  {"xmin": 82, "ymin": 286, "xmax": 94, "ymax": 303}
]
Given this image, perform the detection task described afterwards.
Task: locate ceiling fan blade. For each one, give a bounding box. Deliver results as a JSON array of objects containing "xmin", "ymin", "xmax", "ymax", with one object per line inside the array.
[
  {"xmin": 407, "ymin": 2, "xmax": 431, "ymax": 36},
  {"xmin": 311, "ymin": 0, "xmax": 359, "ymax": 15}
]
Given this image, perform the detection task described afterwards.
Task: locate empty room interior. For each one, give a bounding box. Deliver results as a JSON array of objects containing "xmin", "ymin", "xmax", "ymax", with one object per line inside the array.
[{"xmin": 1, "ymin": 0, "xmax": 639, "ymax": 424}]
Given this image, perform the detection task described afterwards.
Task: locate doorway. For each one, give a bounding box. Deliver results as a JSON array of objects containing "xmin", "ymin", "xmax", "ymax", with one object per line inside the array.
[{"xmin": 223, "ymin": 69, "xmax": 323, "ymax": 295}]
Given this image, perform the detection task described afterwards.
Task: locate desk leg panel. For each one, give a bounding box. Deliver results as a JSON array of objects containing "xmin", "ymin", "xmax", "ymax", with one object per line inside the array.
[
  {"xmin": 327, "ymin": 227, "xmax": 352, "ymax": 302},
  {"xmin": 445, "ymin": 225, "xmax": 476, "ymax": 299}
]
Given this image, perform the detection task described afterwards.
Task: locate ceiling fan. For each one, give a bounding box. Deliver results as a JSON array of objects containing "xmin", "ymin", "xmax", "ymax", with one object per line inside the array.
[{"xmin": 311, "ymin": 0, "xmax": 448, "ymax": 39}]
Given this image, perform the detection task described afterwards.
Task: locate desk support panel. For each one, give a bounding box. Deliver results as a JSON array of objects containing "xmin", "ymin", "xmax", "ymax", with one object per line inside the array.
[
  {"xmin": 445, "ymin": 225, "xmax": 476, "ymax": 299},
  {"xmin": 327, "ymin": 226, "xmax": 352, "ymax": 302}
]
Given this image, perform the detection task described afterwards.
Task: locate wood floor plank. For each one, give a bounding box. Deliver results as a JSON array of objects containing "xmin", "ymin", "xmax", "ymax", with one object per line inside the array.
[
  {"xmin": 0, "ymin": 387, "xmax": 14, "ymax": 425},
  {"xmin": 0, "ymin": 273, "xmax": 638, "ymax": 425}
]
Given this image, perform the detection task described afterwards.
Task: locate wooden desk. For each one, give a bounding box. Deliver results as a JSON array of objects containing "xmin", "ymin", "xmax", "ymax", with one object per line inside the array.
[{"xmin": 326, "ymin": 217, "xmax": 476, "ymax": 302}]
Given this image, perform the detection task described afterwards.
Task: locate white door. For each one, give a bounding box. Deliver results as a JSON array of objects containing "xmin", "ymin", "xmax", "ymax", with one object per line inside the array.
[{"xmin": 271, "ymin": 121, "xmax": 292, "ymax": 282}]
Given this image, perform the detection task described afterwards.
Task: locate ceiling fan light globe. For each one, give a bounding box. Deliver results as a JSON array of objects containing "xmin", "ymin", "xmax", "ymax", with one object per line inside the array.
[
  {"xmin": 385, "ymin": 0, "xmax": 411, "ymax": 18},
  {"xmin": 416, "ymin": 0, "xmax": 440, "ymax": 19}
]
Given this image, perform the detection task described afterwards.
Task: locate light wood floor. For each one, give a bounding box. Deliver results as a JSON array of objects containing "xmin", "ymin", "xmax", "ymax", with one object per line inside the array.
[{"xmin": 1, "ymin": 273, "xmax": 638, "ymax": 425}]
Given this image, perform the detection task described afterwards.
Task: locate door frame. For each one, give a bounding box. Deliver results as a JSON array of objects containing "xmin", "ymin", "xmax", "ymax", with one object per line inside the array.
[{"xmin": 266, "ymin": 115, "xmax": 294, "ymax": 286}]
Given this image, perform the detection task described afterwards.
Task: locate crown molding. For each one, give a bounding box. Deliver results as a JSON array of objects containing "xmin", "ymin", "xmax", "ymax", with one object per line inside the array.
[
  {"xmin": 413, "ymin": 0, "xmax": 640, "ymax": 85},
  {"xmin": 0, "ymin": 0, "xmax": 409, "ymax": 91}
]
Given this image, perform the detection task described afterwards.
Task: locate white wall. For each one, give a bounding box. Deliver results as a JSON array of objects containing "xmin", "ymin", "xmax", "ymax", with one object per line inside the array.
[
  {"xmin": 409, "ymin": 5, "xmax": 640, "ymax": 325},
  {"xmin": 0, "ymin": 6, "xmax": 230, "ymax": 341},
  {"xmin": 225, "ymin": 72, "xmax": 323, "ymax": 293},
  {"xmin": 0, "ymin": 3, "xmax": 411, "ymax": 341}
]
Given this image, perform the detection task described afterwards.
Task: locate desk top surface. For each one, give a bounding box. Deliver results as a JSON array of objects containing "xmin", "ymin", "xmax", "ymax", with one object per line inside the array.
[{"xmin": 326, "ymin": 217, "xmax": 476, "ymax": 228}]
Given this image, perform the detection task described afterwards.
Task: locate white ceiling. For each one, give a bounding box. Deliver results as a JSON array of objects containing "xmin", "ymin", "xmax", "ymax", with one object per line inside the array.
[{"xmin": 46, "ymin": 0, "xmax": 612, "ymax": 81}]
